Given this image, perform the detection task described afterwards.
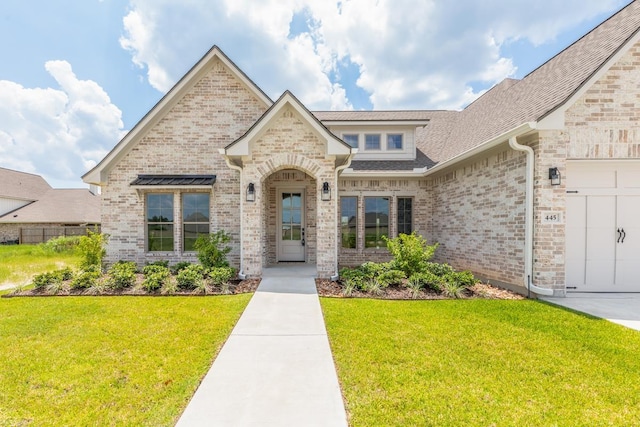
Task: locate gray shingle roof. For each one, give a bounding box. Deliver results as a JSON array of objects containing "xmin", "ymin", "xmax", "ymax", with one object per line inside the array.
[
  {"xmin": 349, "ymin": 149, "xmax": 436, "ymax": 171},
  {"xmin": 0, "ymin": 168, "xmax": 51, "ymax": 201},
  {"xmin": 0, "ymin": 189, "xmax": 100, "ymax": 224},
  {"xmin": 313, "ymin": 111, "xmax": 436, "ymax": 121},
  {"xmin": 130, "ymin": 175, "xmax": 217, "ymax": 186}
]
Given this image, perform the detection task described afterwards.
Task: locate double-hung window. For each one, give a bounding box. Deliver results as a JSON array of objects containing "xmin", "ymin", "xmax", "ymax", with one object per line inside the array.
[
  {"xmin": 183, "ymin": 193, "xmax": 210, "ymax": 251},
  {"xmin": 146, "ymin": 193, "xmax": 174, "ymax": 251},
  {"xmin": 397, "ymin": 197, "xmax": 413, "ymax": 235},
  {"xmin": 364, "ymin": 197, "xmax": 389, "ymax": 248},
  {"xmin": 364, "ymin": 134, "xmax": 381, "ymax": 150},
  {"xmin": 340, "ymin": 196, "xmax": 357, "ymax": 248}
]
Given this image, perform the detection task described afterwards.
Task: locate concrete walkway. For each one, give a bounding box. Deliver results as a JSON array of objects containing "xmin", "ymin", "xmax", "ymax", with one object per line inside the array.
[
  {"xmin": 542, "ymin": 293, "xmax": 640, "ymax": 332},
  {"xmin": 176, "ymin": 265, "xmax": 348, "ymax": 427}
]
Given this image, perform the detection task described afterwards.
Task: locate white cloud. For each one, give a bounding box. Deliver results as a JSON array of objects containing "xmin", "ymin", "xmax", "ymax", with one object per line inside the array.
[
  {"xmin": 119, "ymin": 0, "xmax": 625, "ymax": 111},
  {"xmin": 0, "ymin": 61, "xmax": 125, "ymax": 188}
]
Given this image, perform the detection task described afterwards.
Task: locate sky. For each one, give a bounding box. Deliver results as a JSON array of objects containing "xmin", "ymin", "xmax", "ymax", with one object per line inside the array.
[{"xmin": 0, "ymin": 0, "xmax": 630, "ymax": 188}]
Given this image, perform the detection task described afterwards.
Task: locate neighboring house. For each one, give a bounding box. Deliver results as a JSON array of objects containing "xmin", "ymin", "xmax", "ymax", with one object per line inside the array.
[
  {"xmin": 83, "ymin": 2, "xmax": 640, "ymax": 296},
  {"xmin": 0, "ymin": 168, "xmax": 100, "ymax": 243}
]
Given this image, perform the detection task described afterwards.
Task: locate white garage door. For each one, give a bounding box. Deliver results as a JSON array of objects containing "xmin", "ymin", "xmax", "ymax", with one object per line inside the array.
[{"xmin": 565, "ymin": 161, "xmax": 640, "ymax": 292}]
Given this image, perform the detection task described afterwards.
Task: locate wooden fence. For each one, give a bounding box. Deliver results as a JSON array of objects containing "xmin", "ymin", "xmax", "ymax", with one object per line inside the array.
[{"xmin": 19, "ymin": 226, "xmax": 101, "ymax": 244}]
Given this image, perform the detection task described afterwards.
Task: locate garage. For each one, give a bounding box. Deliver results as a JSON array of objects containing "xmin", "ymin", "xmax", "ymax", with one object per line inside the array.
[{"xmin": 565, "ymin": 161, "xmax": 640, "ymax": 292}]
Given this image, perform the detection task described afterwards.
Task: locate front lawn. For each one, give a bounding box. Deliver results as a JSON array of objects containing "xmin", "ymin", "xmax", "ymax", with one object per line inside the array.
[
  {"xmin": 0, "ymin": 295, "xmax": 251, "ymax": 426},
  {"xmin": 321, "ymin": 298, "xmax": 640, "ymax": 426},
  {"xmin": 0, "ymin": 244, "xmax": 80, "ymax": 287}
]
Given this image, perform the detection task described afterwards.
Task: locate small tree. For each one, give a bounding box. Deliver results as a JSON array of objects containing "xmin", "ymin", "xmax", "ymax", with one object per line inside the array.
[
  {"xmin": 194, "ymin": 230, "xmax": 232, "ymax": 269},
  {"xmin": 77, "ymin": 229, "xmax": 108, "ymax": 271},
  {"xmin": 383, "ymin": 232, "xmax": 438, "ymax": 277}
]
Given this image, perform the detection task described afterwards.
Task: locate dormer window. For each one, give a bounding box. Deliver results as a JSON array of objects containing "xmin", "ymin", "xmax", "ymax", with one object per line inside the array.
[
  {"xmin": 365, "ymin": 134, "xmax": 381, "ymax": 150},
  {"xmin": 387, "ymin": 134, "xmax": 403, "ymax": 150},
  {"xmin": 343, "ymin": 134, "xmax": 359, "ymax": 148}
]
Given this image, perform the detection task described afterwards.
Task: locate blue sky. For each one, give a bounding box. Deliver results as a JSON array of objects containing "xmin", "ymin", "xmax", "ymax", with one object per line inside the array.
[{"xmin": 0, "ymin": 0, "xmax": 629, "ymax": 188}]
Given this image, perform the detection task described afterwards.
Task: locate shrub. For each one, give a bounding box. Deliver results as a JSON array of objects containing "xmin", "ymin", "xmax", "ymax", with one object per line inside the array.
[
  {"xmin": 377, "ymin": 269, "xmax": 406, "ymax": 287},
  {"xmin": 32, "ymin": 268, "xmax": 72, "ymax": 290},
  {"xmin": 77, "ymin": 230, "xmax": 108, "ymax": 271},
  {"xmin": 146, "ymin": 260, "xmax": 169, "ymax": 268},
  {"xmin": 194, "ymin": 231, "xmax": 232, "ymax": 269},
  {"xmin": 142, "ymin": 264, "xmax": 170, "ymax": 292},
  {"xmin": 161, "ymin": 279, "xmax": 178, "ymax": 295},
  {"xmin": 408, "ymin": 271, "xmax": 443, "ymax": 293},
  {"xmin": 176, "ymin": 264, "xmax": 205, "ymax": 290},
  {"xmin": 424, "ymin": 262, "xmax": 455, "ymax": 277},
  {"xmin": 208, "ymin": 266, "xmax": 235, "ymax": 287},
  {"xmin": 42, "ymin": 236, "xmax": 80, "ymax": 253},
  {"xmin": 339, "ymin": 267, "xmax": 367, "ymax": 294},
  {"xmin": 441, "ymin": 281, "xmax": 466, "ymax": 299},
  {"xmin": 172, "ymin": 261, "xmax": 192, "ymax": 274},
  {"xmin": 107, "ymin": 261, "xmax": 137, "ymax": 290},
  {"xmin": 358, "ymin": 261, "xmax": 387, "ymax": 279},
  {"xmin": 71, "ymin": 270, "xmax": 101, "ymax": 289},
  {"xmin": 365, "ymin": 277, "xmax": 386, "ymax": 296},
  {"xmin": 447, "ymin": 270, "xmax": 476, "ymax": 287},
  {"xmin": 59, "ymin": 267, "xmax": 74, "ymax": 281},
  {"xmin": 383, "ymin": 232, "xmax": 439, "ymax": 277},
  {"xmin": 32, "ymin": 272, "xmax": 57, "ymax": 289}
]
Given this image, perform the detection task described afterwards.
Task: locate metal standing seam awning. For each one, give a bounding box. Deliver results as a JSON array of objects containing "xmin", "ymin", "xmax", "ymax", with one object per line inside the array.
[{"xmin": 130, "ymin": 175, "xmax": 217, "ymax": 186}]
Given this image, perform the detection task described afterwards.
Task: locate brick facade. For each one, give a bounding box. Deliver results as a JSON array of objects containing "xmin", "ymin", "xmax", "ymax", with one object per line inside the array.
[{"xmin": 101, "ymin": 57, "xmax": 267, "ymax": 267}]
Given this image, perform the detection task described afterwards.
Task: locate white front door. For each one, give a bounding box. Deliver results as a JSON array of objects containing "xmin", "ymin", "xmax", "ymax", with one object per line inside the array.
[
  {"xmin": 565, "ymin": 162, "xmax": 640, "ymax": 292},
  {"xmin": 277, "ymin": 190, "xmax": 305, "ymax": 262}
]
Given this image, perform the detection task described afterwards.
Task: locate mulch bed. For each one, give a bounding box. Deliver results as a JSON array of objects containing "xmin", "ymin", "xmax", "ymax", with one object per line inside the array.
[
  {"xmin": 3, "ymin": 278, "xmax": 261, "ymax": 297},
  {"xmin": 316, "ymin": 279, "xmax": 524, "ymax": 300}
]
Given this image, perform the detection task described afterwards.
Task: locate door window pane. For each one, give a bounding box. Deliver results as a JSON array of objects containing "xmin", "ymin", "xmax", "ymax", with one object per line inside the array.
[{"xmin": 282, "ymin": 192, "xmax": 302, "ymax": 241}]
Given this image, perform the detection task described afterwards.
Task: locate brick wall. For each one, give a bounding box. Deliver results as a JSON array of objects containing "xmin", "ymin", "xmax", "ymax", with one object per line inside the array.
[
  {"xmin": 428, "ymin": 147, "xmax": 527, "ymax": 287},
  {"xmin": 102, "ymin": 57, "xmax": 267, "ymax": 268},
  {"xmin": 337, "ymin": 177, "xmax": 429, "ymax": 267}
]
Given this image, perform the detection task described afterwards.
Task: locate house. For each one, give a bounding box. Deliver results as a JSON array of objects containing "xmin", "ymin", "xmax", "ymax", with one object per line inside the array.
[
  {"xmin": 0, "ymin": 168, "xmax": 100, "ymax": 243},
  {"xmin": 83, "ymin": 2, "xmax": 640, "ymax": 296}
]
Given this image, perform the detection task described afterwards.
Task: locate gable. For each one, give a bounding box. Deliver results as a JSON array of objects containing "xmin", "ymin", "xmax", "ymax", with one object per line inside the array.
[{"xmin": 83, "ymin": 46, "xmax": 272, "ymax": 185}]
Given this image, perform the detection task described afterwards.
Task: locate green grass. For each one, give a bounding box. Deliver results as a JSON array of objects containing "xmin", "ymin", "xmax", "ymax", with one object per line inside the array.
[
  {"xmin": 0, "ymin": 245, "xmax": 80, "ymax": 286},
  {"xmin": 321, "ymin": 298, "xmax": 640, "ymax": 427},
  {"xmin": 0, "ymin": 295, "xmax": 251, "ymax": 426}
]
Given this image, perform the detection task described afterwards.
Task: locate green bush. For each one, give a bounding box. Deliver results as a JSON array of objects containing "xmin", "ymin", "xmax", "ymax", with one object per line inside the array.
[
  {"xmin": 172, "ymin": 261, "xmax": 192, "ymax": 274},
  {"xmin": 71, "ymin": 270, "xmax": 101, "ymax": 289},
  {"xmin": 383, "ymin": 232, "xmax": 439, "ymax": 277},
  {"xmin": 194, "ymin": 231, "xmax": 232, "ymax": 269},
  {"xmin": 441, "ymin": 281, "xmax": 466, "ymax": 299},
  {"xmin": 339, "ymin": 267, "xmax": 367, "ymax": 294},
  {"xmin": 377, "ymin": 269, "xmax": 406, "ymax": 287},
  {"xmin": 107, "ymin": 261, "xmax": 137, "ymax": 290},
  {"xmin": 408, "ymin": 271, "xmax": 443, "ymax": 292},
  {"xmin": 77, "ymin": 230, "xmax": 107, "ymax": 271},
  {"xmin": 358, "ymin": 261, "xmax": 388, "ymax": 279},
  {"xmin": 176, "ymin": 264, "xmax": 205, "ymax": 290},
  {"xmin": 32, "ymin": 268, "xmax": 73, "ymax": 290},
  {"xmin": 207, "ymin": 266, "xmax": 235, "ymax": 287},
  {"xmin": 424, "ymin": 262, "xmax": 455, "ymax": 277},
  {"xmin": 406, "ymin": 275, "xmax": 424, "ymax": 299},
  {"xmin": 146, "ymin": 260, "xmax": 169, "ymax": 268},
  {"xmin": 42, "ymin": 236, "xmax": 80, "ymax": 253},
  {"xmin": 142, "ymin": 264, "xmax": 170, "ymax": 292},
  {"xmin": 447, "ymin": 270, "xmax": 476, "ymax": 287}
]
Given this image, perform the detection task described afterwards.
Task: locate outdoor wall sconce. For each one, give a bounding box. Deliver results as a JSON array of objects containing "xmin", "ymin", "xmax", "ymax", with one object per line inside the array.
[
  {"xmin": 549, "ymin": 167, "xmax": 561, "ymax": 186},
  {"xmin": 321, "ymin": 181, "xmax": 331, "ymax": 201},
  {"xmin": 246, "ymin": 182, "xmax": 255, "ymax": 202}
]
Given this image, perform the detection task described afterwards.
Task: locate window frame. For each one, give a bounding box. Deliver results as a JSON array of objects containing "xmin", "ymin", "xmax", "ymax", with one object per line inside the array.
[
  {"xmin": 182, "ymin": 192, "xmax": 211, "ymax": 252},
  {"xmin": 364, "ymin": 196, "xmax": 389, "ymax": 249},
  {"xmin": 342, "ymin": 134, "xmax": 359, "ymax": 149},
  {"xmin": 340, "ymin": 196, "xmax": 358, "ymax": 249},
  {"xmin": 146, "ymin": 193, "xmax": 175, "ymax": 252},
  {"xmin": 396, "ymin": 197, "xmax": 413, "ymax": 235},
  {"xmin": 364, "ymin": 134, "xmax": 382, "ymax": 151},
  {"xmin": 387, "ymin": 134, "xmax": 403, "ymax": 150}
]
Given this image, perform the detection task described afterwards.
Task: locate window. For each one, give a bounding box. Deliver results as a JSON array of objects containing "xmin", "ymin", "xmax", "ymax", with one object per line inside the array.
[
  {"xmin": 183, "ymin": 193, "xmax": 210, "ymax": 251},
  {"xmin": 387, "ymin": 134, "xmax": 403, "ymax": 150},
  {"xmin": 340, "ymin": 197, "xmax": 357, "ymax": 248},
  {"xmin": 146, "ymin": 193, "xmax": 174, "ymax": 251},
  {"xmin": 364, "ymin": 197, "xmax": 389, "ymax": 248},
  {"xmin": 343, "ymin": 134, "xmax": 359, "ymax": 148},
  {"xmin": 364, "ymin": 134, "xmax": 381, "ymax": 150},
  {"xmin": 397, "ymin": 197, "xmax": 413, "ymax": 235}
]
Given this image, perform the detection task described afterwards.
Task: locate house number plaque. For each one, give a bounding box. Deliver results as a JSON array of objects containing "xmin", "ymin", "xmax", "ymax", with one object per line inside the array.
[{"xmin": 541, "ymin": 212, "xmax": 563, "ymax": 224}]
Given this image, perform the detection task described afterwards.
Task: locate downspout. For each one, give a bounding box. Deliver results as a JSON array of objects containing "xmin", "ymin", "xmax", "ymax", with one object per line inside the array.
[
  {"xmin": 221, "ymin": 151, "xmax": 247, "ymax": 280},
  {"xmin": 508, "ymin": 137, "xmax": 554, "ymax": 296},
  {"xmin": 331, "ymin": 150, "xmax": 357, "ymax": 281}
]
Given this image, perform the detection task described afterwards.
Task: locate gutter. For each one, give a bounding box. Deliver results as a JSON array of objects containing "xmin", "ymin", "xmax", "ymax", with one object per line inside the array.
[
  {"xmin": 508, "ymin": 136, "xmax": 554, "ymax": 297},
  {"xmin": 331, "ymin": 150, "xmax": 357, "ymax": 281},
  {"xmin": 220, "ymin": 149, "xmax": 247, "ymax": 280}
]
